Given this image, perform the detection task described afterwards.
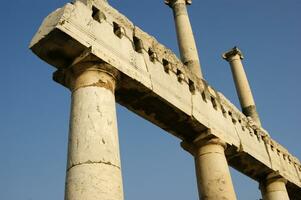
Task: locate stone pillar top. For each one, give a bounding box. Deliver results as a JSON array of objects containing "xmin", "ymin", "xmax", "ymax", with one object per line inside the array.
[
  {"xmin": 164, "ymin": 0, "xmax": 192, "ymax": 7},
  {"xmin": 265, "ymin": 172, "xmax": 287, "ymax": 184},
  {"xmin": 222, "ymin": 46, "xmax": 244, "ymax": 61},
  {"xmin": 53, "ymin": 59, "xmax": 119, "ymax": 92},
  {"xmin": 181, "ymin": 129, "xmax": 227, "ymax": 156}
]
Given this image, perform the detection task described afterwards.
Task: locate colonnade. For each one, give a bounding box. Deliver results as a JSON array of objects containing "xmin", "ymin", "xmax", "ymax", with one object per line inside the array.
[
  {"xmin": 54, "ymin": 55, "xmax": 290, "ymax": 200},
  {"xmin": 51, "ymin": 0, "xmax": 290, "ymax": 199}
]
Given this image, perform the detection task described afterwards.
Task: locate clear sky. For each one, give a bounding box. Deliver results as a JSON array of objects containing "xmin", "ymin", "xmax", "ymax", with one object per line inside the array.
[{"xmin": 1, "ymin": 0, "xmax": 300, "ymax": 199}]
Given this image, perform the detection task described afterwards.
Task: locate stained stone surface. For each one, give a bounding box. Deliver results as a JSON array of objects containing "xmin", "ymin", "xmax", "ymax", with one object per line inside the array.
[
  {"xmin": 64, "ymin": 67, "xmax": 124, "ymax": 200},
  {"xmin": 30, "ymin": 1, "xmax": 301, "ymax": 199}
]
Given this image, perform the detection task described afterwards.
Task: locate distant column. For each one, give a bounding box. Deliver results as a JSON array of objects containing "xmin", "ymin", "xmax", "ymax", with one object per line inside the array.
[
  {"xmin": 165, "ymin": 0, "xmax": 203, "ymax": 78},
  {"xmin": 53, "ymin": 62, "xmax": 124, "ymax": 200},
  {"xmin": 222, "ymin": 47, "xmax": 261, "ymax": 126},
  {"xmin": 182, "ymin": 134, "xmax": 237, "ymax": 200},
  {"xmin": 260, "ymin": 173, "xmax": 290, "ymax": 200}
]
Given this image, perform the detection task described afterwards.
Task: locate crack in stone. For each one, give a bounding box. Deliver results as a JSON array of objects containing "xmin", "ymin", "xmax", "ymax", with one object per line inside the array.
[
  {"xmin": 234, "ymin": 126, "xmax": 243, "ymax": 152},
  {"xmin": 87, "ymin": 114, "xmax": 97, "ymax": 132},
  {"xmin": 263, "ymin": 139, "xmax": 273, "ymax": 169},
  {"xmin": 67, "ymin": 160, "xmax": 120, "ymax": 172},
  {"xmin": 139, "ymin": 37, "xmax": 154, "ymax": 91},
  {"xmin": 293, "ymin": 163, "xmax": 301, "ymax": 182}
]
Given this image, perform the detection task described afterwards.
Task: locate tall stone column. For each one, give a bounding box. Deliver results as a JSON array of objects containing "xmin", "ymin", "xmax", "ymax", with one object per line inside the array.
[
  {"xmin": 53, "ymin": 62, "xmax": 124, "ymax": 200},
  {"xmin": 260, "ymin": 173, "xmax": 290, "ymax": 200},
  {"xmin": 222, "ymin": 47, "xmax": 261, "ymax": 126},
  {"xmin": 182, "ymin": 134, "xmax": 237, "ymax": 200},
  {"xmin": 165, "ymin": 0, "xmax": 203, "ymax": 78}
]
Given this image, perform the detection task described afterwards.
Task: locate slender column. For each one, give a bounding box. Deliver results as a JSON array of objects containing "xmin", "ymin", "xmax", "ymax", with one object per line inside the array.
[
  {"xmin": 54, "ymin": 62, "xmax": 124, "ymax": 200},
  {"xmin": 182, "ymin": 134, "xmax": 237, "ymax": 200},
  {"xmin": 165, "ymin": 0, "xmax": 203, "ymax": 78},
  {"xmin": 222, "ymin": 47, "xmax": 261, "ymax": 126},
  {"xmin": 260, "ymin": 173, "xmax": 290, "ymax": 200}
]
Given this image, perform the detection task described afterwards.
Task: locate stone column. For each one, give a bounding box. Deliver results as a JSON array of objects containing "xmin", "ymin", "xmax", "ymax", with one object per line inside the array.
[
  {"xmin": 222, "ymin": 47, "xmax": 261, "ymax": 126},
  {"xmin": 182, "ymin": 134, "xmax": 237, "ymax": 200},
  {"xmin": 165, "ymin": 0, "xmax": 203, "ymax": 78},
  {"xmin": 53, "ymin": 62, "xmax": 124, "ymax": 200},
  {"xmin": 260, "ymin": 173, "xmax": 290, "ymax": 200}
]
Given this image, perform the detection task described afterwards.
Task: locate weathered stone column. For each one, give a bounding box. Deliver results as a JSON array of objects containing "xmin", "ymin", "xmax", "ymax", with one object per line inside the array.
[
  {"xmin": 165, "ymin": 0, "xmax": 203, "ymax": 78},
  {"xmin": 182, "ymin": 133, "xmax": 237, "ymax": 200},
  {"xmin": 260, "ymin": 173, "xmax": 290, "ymax": 200},
  {"xmin": 53, "ymin": 61, "xmax": 124, "ymax": 200},
  {"xmin": 222, "ymin": 47, "xmax": 261, "ymax": 126}
]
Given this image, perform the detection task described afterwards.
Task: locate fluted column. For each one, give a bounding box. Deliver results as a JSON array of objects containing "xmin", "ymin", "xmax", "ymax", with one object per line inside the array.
[
  {"xmin": 182, "ymin": 134, "xmax": 237, "ymax": 200},
  {"xmin": 222, "ymin": 47, "xmax": 261, "ymax": 126},
  {"xmin": 165, "ymin": 0, "xmax": 203, "ymax": 78},
  {"xmin": 260, "ymin": 173, "xmax": 290, "ymax": 200},
  {"xmin": 53, "ymin": 62, "xmax": 124, "ymax": 200}
]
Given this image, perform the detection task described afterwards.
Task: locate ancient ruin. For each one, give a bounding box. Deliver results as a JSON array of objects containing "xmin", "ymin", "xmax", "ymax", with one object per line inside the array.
[{"xmin": 30, "ymin": 0, "xmax": 301, "ymax": 199}]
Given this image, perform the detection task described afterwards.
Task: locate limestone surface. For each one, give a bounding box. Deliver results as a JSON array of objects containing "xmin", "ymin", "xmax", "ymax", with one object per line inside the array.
[{"xmin": 30, "ymin": 1, "xmax": 301, "ymax": 199}]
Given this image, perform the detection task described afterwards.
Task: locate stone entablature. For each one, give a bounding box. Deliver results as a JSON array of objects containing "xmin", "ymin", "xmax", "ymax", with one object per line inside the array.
[{"xmin": 30, "ymin": 1, "xmax": 301, "ymax": 197}]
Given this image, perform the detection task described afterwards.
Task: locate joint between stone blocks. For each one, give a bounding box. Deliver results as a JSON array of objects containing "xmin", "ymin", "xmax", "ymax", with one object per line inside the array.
[{"xmin": 67, "ymin": 160, "xmax": 121, "ymax": 172}]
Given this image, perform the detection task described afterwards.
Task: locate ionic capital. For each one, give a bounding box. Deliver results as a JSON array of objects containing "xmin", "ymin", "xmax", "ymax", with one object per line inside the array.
[
  {"xmin": 222, "ymin": 46, "xmax": 244, "ymax": 62},
  {"xmin": 164, "ymin": 0, "xmax": 192, "ymax": 7}
]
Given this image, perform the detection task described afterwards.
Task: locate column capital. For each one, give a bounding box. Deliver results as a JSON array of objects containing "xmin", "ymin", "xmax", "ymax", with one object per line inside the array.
[
  {"xmin": 265, "ymin": 172, "xmax": 287, "ymax": 185},
  {"xmin": 222, "ymin": 46, "xmax": 244, "ymax": 62},
  {"xmin": 259, "ymin": 171, "xmax": 288, "ymax": 190},
  {"xmin": 164, "ymin": 0, "xmax": 192, "ymax": 7},
  {"xmin": 181, "ymin": 130, "xmax": 227, "ymax": 156},
  {"xmin": 53, "ymin": 48, "xmax": 119, "ymax": 91},
  {"xmin": 259, "ymin": 171, "xmax": 289, "ymax": 200},
  {"xmin": 53, "ymin": 61, "xmax": 119, "ymax": 92}
]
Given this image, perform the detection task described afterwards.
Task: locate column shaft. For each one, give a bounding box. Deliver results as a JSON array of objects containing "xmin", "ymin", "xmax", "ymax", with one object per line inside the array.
[
  {"xmin": 169, "ymin": 0, "xmax": 203, "ymax": 78},
  {"xmin": 64, "ymin": 64, "xmax": 124, "ymax": 200},
  {"xmin": 223, "ymin": 48, "xmax": 261, "ymax": 126},
  {"xmin": 229, "ymin": 55, "xmax": 255, "ymax": 110},
  {"xmin": 260, "ymin": 175, "xmax": 289, "ymax": 200},
  {"xmin": 182, "ymin": 137, "xmax": 237, "ymax": 200}
]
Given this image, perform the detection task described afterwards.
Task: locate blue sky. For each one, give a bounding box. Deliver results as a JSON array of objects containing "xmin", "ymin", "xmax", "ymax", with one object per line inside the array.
[{"xmin": 1, "ymin": 0, "xmax": 300, "ymax": 199}]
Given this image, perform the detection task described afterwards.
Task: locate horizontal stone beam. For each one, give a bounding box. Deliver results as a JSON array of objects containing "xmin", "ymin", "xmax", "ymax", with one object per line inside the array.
[{"xmin": 30, "ymin": 1, "xmax": 301, "ymax": 198}]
